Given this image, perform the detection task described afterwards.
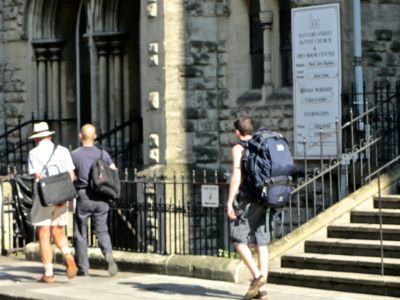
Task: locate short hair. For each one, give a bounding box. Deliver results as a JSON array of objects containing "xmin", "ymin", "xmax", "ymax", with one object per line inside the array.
[{"xmin": 234, "ymin": 117, "xmax": 253, "ymax": 136}]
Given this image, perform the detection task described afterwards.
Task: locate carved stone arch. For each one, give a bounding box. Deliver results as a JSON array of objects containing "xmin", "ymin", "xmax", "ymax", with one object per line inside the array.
[
  {"xmin": 105, "ymin": 0, "xmax": 121, "ymax": 31},
  {"xmin": 28, "ymin": 0, "xmax": 60, "ymax": 39},
  {"xmin": 91, "ymin": 0, "xmax": 121, "ymax": 33}
]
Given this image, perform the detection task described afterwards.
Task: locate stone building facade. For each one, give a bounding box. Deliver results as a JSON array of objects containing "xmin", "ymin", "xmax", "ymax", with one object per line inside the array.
[{"xmin": 0, "ymin": 0, "xmax": 399, "ymax": 171}]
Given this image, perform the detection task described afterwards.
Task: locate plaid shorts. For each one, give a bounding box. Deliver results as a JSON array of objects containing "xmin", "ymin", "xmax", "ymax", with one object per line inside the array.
[{"xmin": 230, "ymin": 198, "xmax": 271, "ymax": 246}]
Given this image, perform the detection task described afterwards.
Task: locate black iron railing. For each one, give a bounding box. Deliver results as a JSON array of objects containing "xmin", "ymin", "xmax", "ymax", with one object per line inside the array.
[
  {"xmin": 0, "ymin": 114, "xmax": 76, "ymax": 174},
  {"xmin": 2, "ymin": 81, "xmax": 400, "ymax": 257},
  {"xmin": 95, "ymin": 118, "xmax": 143, "ymax": 169},
  {"xmin": 98, "ymin": 170, "xmax": 231, "ymax": 256}
]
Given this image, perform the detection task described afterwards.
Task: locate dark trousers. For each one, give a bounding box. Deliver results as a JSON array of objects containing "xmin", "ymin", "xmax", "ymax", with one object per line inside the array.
[{"xmin": 74, "ymin": 189, "xmax": 113, "ymax": 272}]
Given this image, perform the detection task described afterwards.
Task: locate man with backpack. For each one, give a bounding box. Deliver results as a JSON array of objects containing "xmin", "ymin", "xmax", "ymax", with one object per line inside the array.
[
  {"xmin": 227, "ymin": 117, "xmax": 269, "ymax": 300},
  {"xmin": 71, "ymin": 123, "xmax": 118, "ymax": 277}
]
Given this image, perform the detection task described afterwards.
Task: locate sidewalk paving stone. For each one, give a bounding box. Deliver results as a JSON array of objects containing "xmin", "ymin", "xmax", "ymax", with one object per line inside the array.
[{"xmin": 0, "ymin": 256, "xmax": 398, "ymax": 300}]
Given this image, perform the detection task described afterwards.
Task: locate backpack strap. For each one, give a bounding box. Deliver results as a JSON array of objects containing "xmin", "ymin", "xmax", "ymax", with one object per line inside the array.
[
  {"xmin": 265, "ymin": 175, "xmax": 293, "ymax": 187},
  {"xmin": 39, "ymin": 145, "xmax": 58, "ymax": 177},
  {"xmin": 95, "ymin": 144, "xmax": 104, "ymax": 160},
  {"xmin": 238, "ymin": 140, "xmax": 247, "ymax": 148}
]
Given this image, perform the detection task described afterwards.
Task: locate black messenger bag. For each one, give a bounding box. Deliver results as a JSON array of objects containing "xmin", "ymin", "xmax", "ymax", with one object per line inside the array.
[{"xmin": 36, "ymin": 146, "xmax": 77, "ymax": 207}]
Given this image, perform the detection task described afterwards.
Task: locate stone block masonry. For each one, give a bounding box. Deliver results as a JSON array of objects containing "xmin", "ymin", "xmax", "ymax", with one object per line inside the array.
[{"xmin": 3, "ymin": 0, "xmax": 25, "ymax": 42}]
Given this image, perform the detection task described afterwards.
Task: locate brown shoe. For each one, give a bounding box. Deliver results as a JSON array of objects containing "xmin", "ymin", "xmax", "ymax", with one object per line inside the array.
[
  {"xmin": 244, "ymin": 275, "xmax": 266, "ymax": 300},
  {"xmin": 38, "ymin": 275, "xmax": 55, "ymax": 284},
  {"xmin": 255, "ymin": 290, "xmax": 268, "ymax": 300},
  {"xmin": 64, "ymin": 253, "xmax": 77, "ymax": 279}
]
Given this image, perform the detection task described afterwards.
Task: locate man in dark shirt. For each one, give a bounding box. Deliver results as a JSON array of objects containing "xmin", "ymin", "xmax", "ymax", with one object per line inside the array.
[{"xmin": 71, "ymin": 123, "xmax": 118, "ymax": 277}]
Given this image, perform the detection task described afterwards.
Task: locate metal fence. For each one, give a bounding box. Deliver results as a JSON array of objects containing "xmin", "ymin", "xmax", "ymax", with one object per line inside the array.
[
  {"xmin": 0, "ymin": 114, "xmax": 76, "ymax": 175},
  {"xmin": 0, "ymin": 114, "xmax": 143, "ymax": 174},
  {"xmin": 0, "ymin": 123, "xmax": 395, "ymax": 257},
  {"xmin": 102, "ymin": 171, "xmax": 231, "ymax": 256},
  {"xmin": 1, "ymin": 82, "xmax": 400, "ymax": 257}
]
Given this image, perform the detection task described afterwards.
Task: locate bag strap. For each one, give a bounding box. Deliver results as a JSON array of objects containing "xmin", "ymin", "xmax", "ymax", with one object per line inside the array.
[
  {"xmin": 39, "ymin": 145, "xmax": 58, "ymax": 177},
  {"xmin": 95, "ymin": 144, "xmax": 104, "ymax": 160}
]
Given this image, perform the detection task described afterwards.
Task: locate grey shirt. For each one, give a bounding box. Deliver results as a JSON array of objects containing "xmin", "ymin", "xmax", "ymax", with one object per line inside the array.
[{"xmin": 71, "ymin": 146, "xmax": 113, "ymax": 189}]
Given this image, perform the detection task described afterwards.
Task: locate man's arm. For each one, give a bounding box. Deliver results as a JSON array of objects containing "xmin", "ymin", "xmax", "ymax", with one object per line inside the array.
[
  {"xmin": 227, "ymin": 144, "xmax": 243, "ymax": 220},
  {"xmin": 68, "ymin": 169, "xmax": 76, "ymax": 182}
]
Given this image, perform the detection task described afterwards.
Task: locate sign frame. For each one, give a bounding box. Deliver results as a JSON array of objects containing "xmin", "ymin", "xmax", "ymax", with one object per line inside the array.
[
  {"xmin": 201, "ymin": 185, "xmax": 219, "ymax": 208},
  {"xmin": 292, "ymin": 3, "xmax": 342, "ymax": 159}
]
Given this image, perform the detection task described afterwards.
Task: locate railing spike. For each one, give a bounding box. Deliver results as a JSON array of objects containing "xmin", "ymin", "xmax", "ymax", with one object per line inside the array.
[{"xmin": 124, "ymin": 168, "xmax": 128, "ymax": 181}]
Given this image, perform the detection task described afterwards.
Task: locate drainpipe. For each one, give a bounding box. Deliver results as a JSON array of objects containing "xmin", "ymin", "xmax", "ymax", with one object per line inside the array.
[
  {"xmin": 75, "ymin": 0, "xmax": 84, "ymax": 147},
  {"xmin": 1, "ymin": 0, "xmax": 4, "ymax": 127},
  {"xmin": 353, "ymin": 0, "xmax": 364, "ymax": 130}
]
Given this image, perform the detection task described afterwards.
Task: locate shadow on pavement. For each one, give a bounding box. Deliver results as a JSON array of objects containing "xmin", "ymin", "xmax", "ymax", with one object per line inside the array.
[{"xmin": 120, "ymin": 282, "xmax": 243, "ymax": 299}]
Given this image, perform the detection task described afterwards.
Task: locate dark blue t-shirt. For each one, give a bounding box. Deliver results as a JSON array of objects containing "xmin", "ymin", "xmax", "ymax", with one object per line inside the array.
[{"xmin": 71, "ymin": 146, "xmax": 113, "ymax": 189}]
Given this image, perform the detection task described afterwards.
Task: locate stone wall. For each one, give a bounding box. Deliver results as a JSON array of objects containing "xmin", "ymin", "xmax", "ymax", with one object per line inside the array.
[
  {"xmin": 0, "ymin": 2, "xmax": 3, "ymax": 125},
  {"xmin": 3, "ymin": 0, "xmax": 24, "ymax": 43},
  {"xmin": 362, "ymin": 1, "xmax": 400, "ymax": 91},
  {"xmin": 1, "ymin": 0, "xmax": 28, "ymax": 129},
  {"xmin": 0, "ymin": 0, "xmax": 399, "ymax": 171},
  {"xmin": 173, "ymin": 0, "xmax": 294, "ymax": 170}
]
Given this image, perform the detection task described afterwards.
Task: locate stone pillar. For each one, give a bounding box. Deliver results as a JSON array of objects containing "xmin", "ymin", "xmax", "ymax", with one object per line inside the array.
[
  {"xmin": 112, "ymin": 40, "xmax": 123, "ymax": 126},
  {"xmin": 260, "ymin": 10, "xmax": 274, "ymax": 97},
  {"xmin": 35, "ymin": 48, "xmax": 47, "ymax": 119},
  {"xmin": 93, "ymin": 33, "xmax": 125, "ymax": 135},
  {"xmin": 32, "ymin": 40, "xmax": 64, "ymax": 121},
  {"xmin": 96, "ymin": 41, "xmax": 109, "ymax": 133},
  {"xmin": 50, "ymin": 47, "xmax": 62, "ymax": 120}
]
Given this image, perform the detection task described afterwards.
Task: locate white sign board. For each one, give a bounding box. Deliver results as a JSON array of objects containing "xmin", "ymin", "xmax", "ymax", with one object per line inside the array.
[
  {"xmin": 292, "ymin": 4, "xmax": 341, "ymax": 158},
  {"xmin": 201, "ymin": 185, "xmax": 219, "ymax": 207}
]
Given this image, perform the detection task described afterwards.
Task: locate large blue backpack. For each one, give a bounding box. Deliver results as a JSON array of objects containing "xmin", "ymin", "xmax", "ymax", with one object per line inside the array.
[{"xmin": 241, "ymin": 128, "xmax": 295, "ymax": 208}]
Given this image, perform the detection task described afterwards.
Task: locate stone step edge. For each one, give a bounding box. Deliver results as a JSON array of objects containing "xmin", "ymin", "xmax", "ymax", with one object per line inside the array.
[
  {"xmin": 374, "ymin": 195, "xmax": 400, "ymax": 201},
  {"xmin": 352, "ymin": 209, "xmax": 400, "ymax": 214},
  {"xmin": 24, "ymin": 242, "xmax": 251, "ymax": 283},
  {"xmin": 268, "ymin": 267, "xmax": 400, "ymax": 285},
  {"xmin": 305, "ymin": 239, "xmax": 400, "ymax": 249},
  {"xmin": 282, "ymin": 253, "xmax": 400, "ymax": 266}
]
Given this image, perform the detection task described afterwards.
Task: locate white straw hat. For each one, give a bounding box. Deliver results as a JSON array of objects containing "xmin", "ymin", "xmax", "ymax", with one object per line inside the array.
[{"xmin": 29, "ymin": 122, "xmax": 55, "ymax": 139}]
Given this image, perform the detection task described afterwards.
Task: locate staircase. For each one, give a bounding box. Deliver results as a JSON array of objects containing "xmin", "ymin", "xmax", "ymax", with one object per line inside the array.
[{"xmin": 269, "ymin": 195, "xmax": 400, "ymax": 297}]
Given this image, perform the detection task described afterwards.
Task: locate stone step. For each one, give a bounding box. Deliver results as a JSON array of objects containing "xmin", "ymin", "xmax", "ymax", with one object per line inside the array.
[
  {"xmin": 268, "ymin": 268, "xmax": 400, "ymax": 297},
  {"xmin": 374, "ymin": 195, "xmax": 400, "ymax": 209},
  {"xmin": 328, "ymin": 223, "xmax": 400, "ymax": 240},
  {"xmin": 351, "ymin": 209, "xmax": 400, "ymax": 224},
  {"xmin": 281, "ymin": 253, "xmax": 400, "ymax": 275},
  {"xmin": 305, "ymin": 238, "xmax": 400, "ymax": 258}
]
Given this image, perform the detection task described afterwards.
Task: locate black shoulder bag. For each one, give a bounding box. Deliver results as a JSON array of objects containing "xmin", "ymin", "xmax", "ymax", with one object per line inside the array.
[{"xmin": 36, "ymin": 145, "xmax": 77, "ymax": 207}]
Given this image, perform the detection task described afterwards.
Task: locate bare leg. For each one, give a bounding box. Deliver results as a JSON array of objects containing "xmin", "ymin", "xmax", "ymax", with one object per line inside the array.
[
  {"xmin": 256, "ymin": 245, "xmax": 269, "ymax": 294},
  {"xmin": 51, "ymin": 226, "xmax": 77, "ymax": 279},
  {"xmin": 256, "ymin": 245, "xmax": 269, "ymax": 279},
  {"xmin": 38, "ymin": 226, "xmax": 52, "ymax": 265},
  {"xmin": 235, "ymin": 243, "xmax": 261, "ymax": 279},
  {"xmin": 51, "ymin": 226, "xmax": 69, "ymax": 249}
]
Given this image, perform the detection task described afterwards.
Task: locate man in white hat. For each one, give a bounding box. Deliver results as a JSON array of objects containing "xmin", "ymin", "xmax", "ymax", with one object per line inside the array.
[{"xmin": 28, "ymin": 122, "xmax": 77, "ymax": 283}]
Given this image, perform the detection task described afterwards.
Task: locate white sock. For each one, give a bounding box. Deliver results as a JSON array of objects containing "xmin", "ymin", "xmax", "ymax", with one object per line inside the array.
[
  {"xmin": 61, "ymin": 246, "xmax": 71, "ymax": 256},
  {"xmin": 44, "ymin": 264, "xmax": 53, "ymax": 277}
]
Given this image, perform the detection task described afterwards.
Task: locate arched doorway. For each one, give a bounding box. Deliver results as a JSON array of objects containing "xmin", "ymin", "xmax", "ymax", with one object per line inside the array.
[{"xmin": 27, "ymin": 0, "xmax": 142, "ymax": 166}]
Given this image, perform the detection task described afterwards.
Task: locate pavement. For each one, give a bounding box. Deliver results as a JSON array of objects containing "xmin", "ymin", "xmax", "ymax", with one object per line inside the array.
[{"xmin": 0, "ymin": 255, "xmax": 398, "ymax": 300}]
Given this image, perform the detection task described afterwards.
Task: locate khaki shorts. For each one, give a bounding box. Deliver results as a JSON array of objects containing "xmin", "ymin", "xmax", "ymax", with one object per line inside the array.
[{"xmin": 31, "ymin": 193, "xmax": 68, "ymax": 226}]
